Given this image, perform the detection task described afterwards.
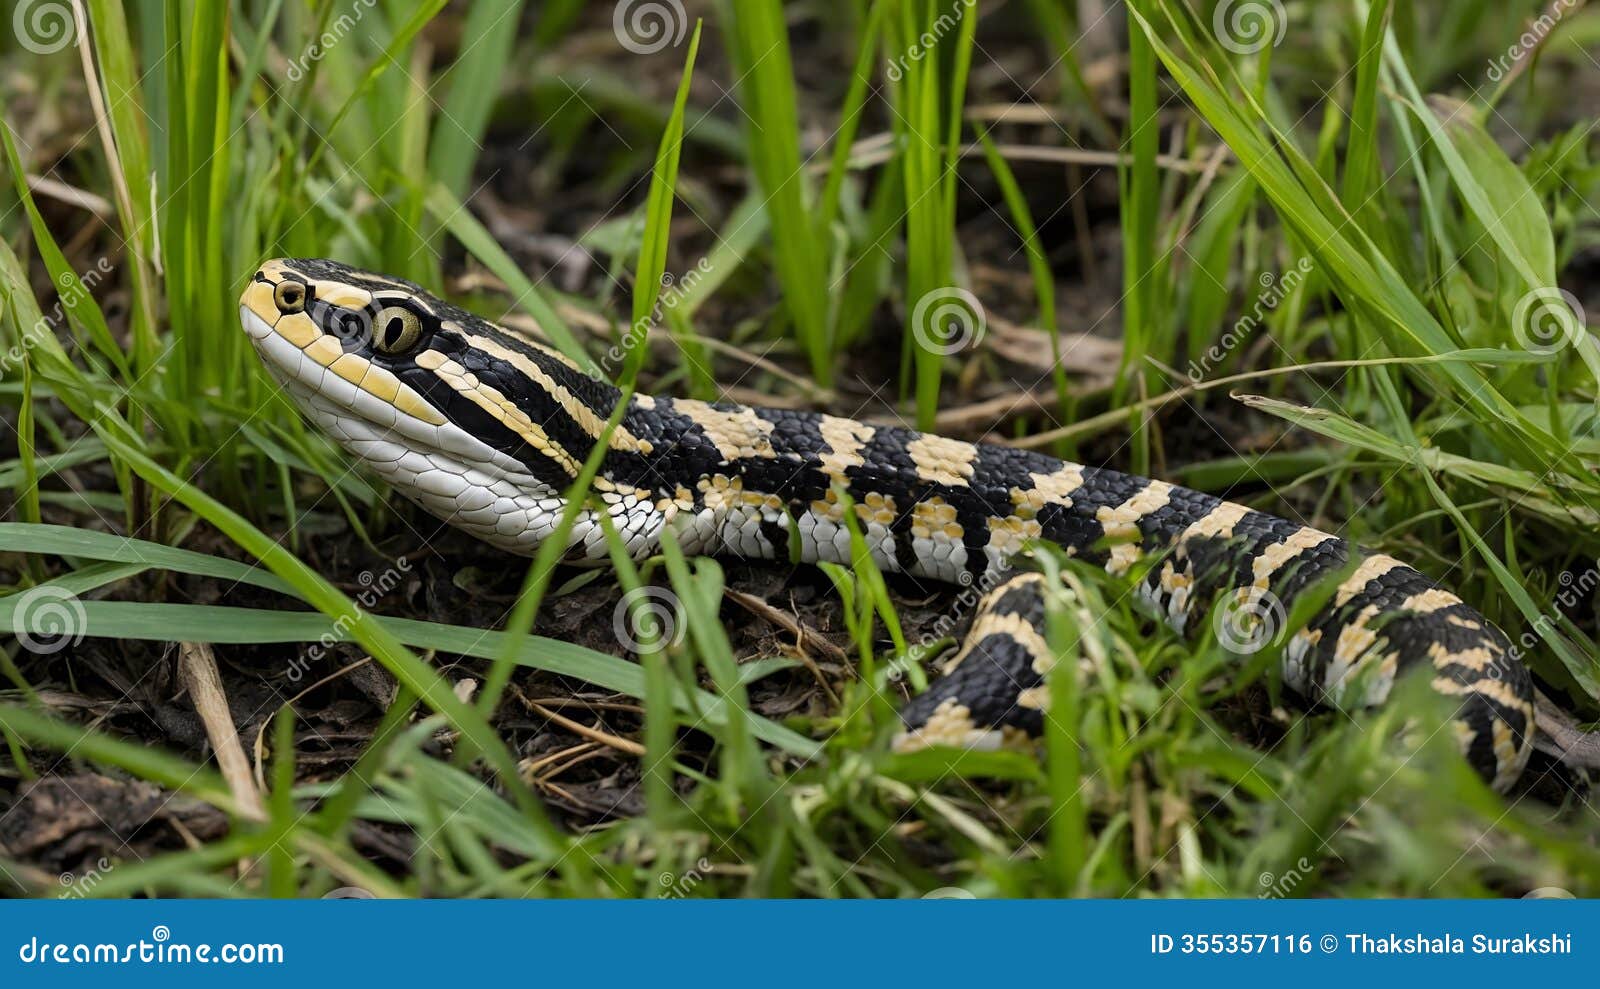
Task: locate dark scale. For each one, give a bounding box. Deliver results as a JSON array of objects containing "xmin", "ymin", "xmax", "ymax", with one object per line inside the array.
[
  {"xmin": 901, "ymin": 631, "xmax": 1049, "ymax": 738},
  {"xmin": 1139, "ymin": 484, "xmax": 1223, "ymax": 549},
  {"xmin": 613, "ymin": 397, "xmax": 733, "ymax": 500}
]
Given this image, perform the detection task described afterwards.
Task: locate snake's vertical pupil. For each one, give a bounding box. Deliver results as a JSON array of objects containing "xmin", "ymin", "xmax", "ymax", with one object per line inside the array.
[
  {"xmin": 382, "ymin": 315, "xmax": 405, "ymax": 348},
  {"xmin": 370, "ymin": 306, "xmax": 423, "ymax": 354}
]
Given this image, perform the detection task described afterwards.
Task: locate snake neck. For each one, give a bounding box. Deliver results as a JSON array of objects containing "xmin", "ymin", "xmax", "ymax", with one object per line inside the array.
[{"xmin": 600, "ymin": 398, "xmax": 1240, "ymax": 585}]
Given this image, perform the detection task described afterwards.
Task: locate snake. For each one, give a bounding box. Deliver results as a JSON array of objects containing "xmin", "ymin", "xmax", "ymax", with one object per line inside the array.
[{"xmin": 238, "ymin": 257, "xmax": 1537, "ymax": 792}]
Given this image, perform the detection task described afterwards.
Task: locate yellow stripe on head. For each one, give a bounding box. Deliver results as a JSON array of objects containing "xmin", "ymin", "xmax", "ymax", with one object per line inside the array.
[{"xmin": 414, "ymin": 350, "xmax": 582, "ymax": 476}]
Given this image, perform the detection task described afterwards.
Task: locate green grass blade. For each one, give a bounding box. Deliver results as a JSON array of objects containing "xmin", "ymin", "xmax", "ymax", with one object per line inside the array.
[{"xmin": 719, "ymin": 0, "xmax": 833, "ymax": 386}]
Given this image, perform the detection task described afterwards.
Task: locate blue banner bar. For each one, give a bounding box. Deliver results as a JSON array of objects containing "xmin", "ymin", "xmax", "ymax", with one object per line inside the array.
[{"xmin": 1, "ymin": 899, "xmax": 1591, "ymax": 985}]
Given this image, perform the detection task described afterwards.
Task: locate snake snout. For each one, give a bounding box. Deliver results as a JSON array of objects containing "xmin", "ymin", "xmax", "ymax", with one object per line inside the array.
[{"xmin": 238, "ymin": 259, "xmax": 574, "ymax": 557}]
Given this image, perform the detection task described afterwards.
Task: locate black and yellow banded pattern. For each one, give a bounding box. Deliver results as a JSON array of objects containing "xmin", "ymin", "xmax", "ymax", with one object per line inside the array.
[{"xmin": 240, "ymin": 258, "xmax": 1537, "ymax": 791}]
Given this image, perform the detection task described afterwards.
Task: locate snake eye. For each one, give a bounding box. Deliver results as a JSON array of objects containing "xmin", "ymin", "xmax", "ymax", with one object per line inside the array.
[
  {"xmin": 372, "ymin": 306, "xmax": 423, "ymax": 355},
  {"xmin": 273, "ymin": 280, "xmax": 308, "ymax": 313}
]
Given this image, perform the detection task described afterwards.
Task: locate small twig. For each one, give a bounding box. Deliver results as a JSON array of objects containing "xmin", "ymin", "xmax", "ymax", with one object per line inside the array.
[
  {"xmin": 725, "ymin": 588, "xmax": 843, "ymax": 704},
  {"xmin": 1532, "ymin": 689, "xmax": 1600, "ymax": 772},
  {"xmin": 527, "ymin": 701, "xmax": 646, "ymax": 756},
  {"xmin": 521, "ymin": 740, "xmax": 602, "ymax": 777},
  {"xmin": 177, "ymin": 642, "xmax": 264, "ymax": 822},
  {"xmin": 531, "ymin": 745, "xmax": 613, "ymax": 784},
  {"xmin": 25, "ymin": 175, "xmax": 113, "ymax": 219},
  {"xmin": 923, "ymin": 389, "xmax": 1060, "ymax": 434},
  {"xmin": 832, "ymin": 130, "xmax": 1217, "ymax": 175},
  {"xmin": 1008, "ymin": 353, "xmax": 1515, "ymax": 450}
]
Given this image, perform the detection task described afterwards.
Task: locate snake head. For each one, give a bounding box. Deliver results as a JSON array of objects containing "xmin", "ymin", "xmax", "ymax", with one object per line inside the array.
[{"xmin": 239, "ymin": 257, "xmax": 606, "ymax": 554}]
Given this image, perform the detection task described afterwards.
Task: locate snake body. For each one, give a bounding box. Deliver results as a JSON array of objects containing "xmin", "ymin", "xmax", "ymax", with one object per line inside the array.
[{"xmin": 239, "ymin": 258, "xmax": 1537, "ymax": 790}]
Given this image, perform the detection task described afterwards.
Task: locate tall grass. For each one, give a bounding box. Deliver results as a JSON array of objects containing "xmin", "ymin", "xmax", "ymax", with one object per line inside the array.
[{"xmin": 719, "ymin": 0, "xmax": 834, "ymax": 386}]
